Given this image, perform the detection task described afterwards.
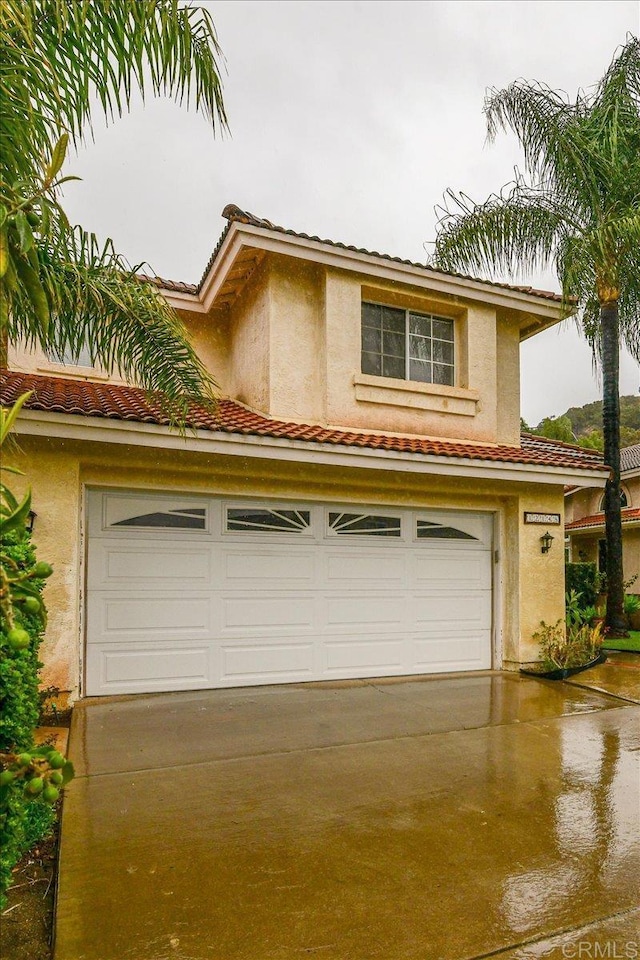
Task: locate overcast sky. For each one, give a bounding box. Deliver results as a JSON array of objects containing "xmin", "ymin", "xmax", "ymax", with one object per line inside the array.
[{"xmin": 60, "ymin": 0, "xmax": 640, "ymax": 426}]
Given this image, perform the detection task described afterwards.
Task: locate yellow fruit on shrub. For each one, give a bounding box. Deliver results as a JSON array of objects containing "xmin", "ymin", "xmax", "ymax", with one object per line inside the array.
[
  {"xmin": 22, "ymin": 596, "xmax": 42, "ymax": 615},
  {"xmin": 7, "ymin": 627, "xmax": 30, "ymax": 650}
]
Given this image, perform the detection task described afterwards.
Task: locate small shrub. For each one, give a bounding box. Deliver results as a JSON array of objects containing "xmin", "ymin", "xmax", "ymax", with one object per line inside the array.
[
  {"xmin": 565, "ymin": 563, "xmax": 600, "ymax": 608},
  {"xmin": 623, "ymin": 594, "xmax": 640, "ymax": 617},
  {"xmin": 0, "ymin": 786, "xmax": 55, "ymax": 900},
  {"xmin": 533, "ymin": 619, "xmax": 603, "ymax": 671},
  {"xmin": 580, "ymin": 605, "xmax": 598, "ymax": 626},
  {"xmin": 0, "ymin": 532, "xmax": 46, "ymax": 752},
  {"xmin": 0, "ymin": 395, "xmax": 73, "ymax": 909}
]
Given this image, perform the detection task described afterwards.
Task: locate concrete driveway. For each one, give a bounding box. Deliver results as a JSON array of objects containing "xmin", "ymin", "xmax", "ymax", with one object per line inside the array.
[{"xmin": 55, "ymin": 672, "xmax": 640, "ymax": 960}]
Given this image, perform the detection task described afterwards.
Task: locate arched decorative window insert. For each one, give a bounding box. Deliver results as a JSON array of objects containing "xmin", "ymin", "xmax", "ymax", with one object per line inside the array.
[
  {"xmin": 416, "ymin": 520, "xmax": 478, "ymax": 541},
  {"xmin": 599, "ymin": 490, "xmax": 629, "ymax": 510},
  {"xmin": 112, "ymin": 507, "xmax": 206, "ymax": 530},
  {"xmin": 328, "ymin": 512, "xmax": 402, "ymax": 537},
  {"xmin": 226, "ymin": 508, "xmax": 311, "ymax": 534}
]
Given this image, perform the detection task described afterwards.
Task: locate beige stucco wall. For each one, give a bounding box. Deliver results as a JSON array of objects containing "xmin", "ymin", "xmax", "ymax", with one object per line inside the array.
[
  {"xmin": 495, "ymin": 316, "xmax": 521, "ymax": 446},
  {"xmin": 9, "ymin": 432, "xmax": 566, "ymax": 700},
  {"xmin": 9, "ymin": 443, "xmax": 82, "ymax": 696},
  {"xmin": 227, "ymin": 259, "xmax": 271, "ymax": 410},
  {"xmin": 9, "ymin": 251, "xmax": 528, "ymax": 446},
  {"xmin": 321, "ymin": 268, "xmax": 515, "ymax": 443},
  {"xmin": 183, "ymin": 307, "xmax": 231, "ymax": 396},
  {"xmin": 570, "ymin": 526, "xmax": 640, "ymax": 590},
  {"xmin": 516, "ymin": 490, "xmax": 566, "ymax": 664},
  {"xmin": 268, "ymin": 257, "xmax": 325, "ymax": 422}
]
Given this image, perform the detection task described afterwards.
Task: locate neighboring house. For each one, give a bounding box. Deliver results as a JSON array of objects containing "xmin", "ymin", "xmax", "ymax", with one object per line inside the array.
[
  {"xmin": 566, "ymin": 443, "xmax": 640, "ymax": 582},
  {"xmin": 1, "ymin": 205, "xmax": 607, "ymax": 701}
]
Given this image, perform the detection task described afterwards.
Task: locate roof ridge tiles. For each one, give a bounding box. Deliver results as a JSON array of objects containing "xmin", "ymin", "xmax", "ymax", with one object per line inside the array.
[{"xmin": 138, "ymin": 204, "xmax": 564, "ymax": 304}]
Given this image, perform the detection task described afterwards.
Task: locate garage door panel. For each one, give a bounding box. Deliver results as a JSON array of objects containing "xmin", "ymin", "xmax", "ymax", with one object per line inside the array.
[
  {"xmin": 89, "ymin": 543, "xmax": 213, "ymax": 589},
  {"xmin": 221, "ymin": 596, "xmax": 315, "ymax": 631},
  {"xmin": 89, "ymin": 595, "xmax": 211, "ymax": 639},
  {"xmin": 324, "ymin": 553, "xmax": 406, "ymax": 585},
  {"xmin": 87, "ymin": 644, "xmax": 211, "ymax": 693},
  {"xmin": 323, "ymin": 637, "xmax": 404, "ymax": 672},
  {"xmin": 413, "ymin": 553, "xmax": 489, "ymax": 587},
  {"xmin": 413, "ymin": 593, "xmax": 491, "ymax": 626},
  {"xmin": 413, "ymin": 635, "xmax": 490, "ymax": 669},
  {"xmin": 324, "ymin": 595, "xmax": 406, "ymax": 628},
  {"xmin": 223, "ymin": 550, "xmax": 316, "ymax": 584},
  {"xmin": 220, "ymin": 642, "xmax": 315, "ymax": 683}
]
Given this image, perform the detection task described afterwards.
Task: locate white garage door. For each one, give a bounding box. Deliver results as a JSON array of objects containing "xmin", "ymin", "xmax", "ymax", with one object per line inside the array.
[{"xmin": 85, "ymin": 491, "xmax": 494, "ymax": 696}]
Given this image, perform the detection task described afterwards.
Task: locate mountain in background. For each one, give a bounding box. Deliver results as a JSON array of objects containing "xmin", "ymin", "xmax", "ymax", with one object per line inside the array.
[{"xmin": 523, "ymin": 395, "xmax": 640, "ymax": 451}]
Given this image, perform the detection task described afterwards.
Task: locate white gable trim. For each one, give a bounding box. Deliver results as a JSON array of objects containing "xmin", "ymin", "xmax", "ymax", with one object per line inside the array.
[{"xmin": 164, "ymin": 222, "xmax": 566, "ymax": 333}]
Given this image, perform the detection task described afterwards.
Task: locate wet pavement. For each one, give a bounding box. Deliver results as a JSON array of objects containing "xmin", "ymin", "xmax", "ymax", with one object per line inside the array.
[
  {"xmin": 55, "ymin": 672, "xmax": 640, "ymax": 960},
  {"xmin": 567, "ymin": 650, "xmax": 640, "ymax": 704}
]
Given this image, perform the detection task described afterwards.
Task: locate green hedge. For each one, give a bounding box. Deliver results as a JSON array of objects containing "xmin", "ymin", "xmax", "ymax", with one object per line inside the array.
[
  {"xmin": 0, "ymin": 530, "xmax": 53, "ymax": 907},
  {"xmin": 566, "ymin": 562, "xmax": 601, "ymax": 608}
]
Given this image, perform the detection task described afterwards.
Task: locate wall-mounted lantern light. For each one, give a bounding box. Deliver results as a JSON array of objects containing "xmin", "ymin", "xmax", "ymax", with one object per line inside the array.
[
  {"xmin": 540, "ymin": 530, "xmax": 554, "ymax": 554},
  {"xmin": 27, "ymin": 510, "xmax": 37, "ymax": 534}
]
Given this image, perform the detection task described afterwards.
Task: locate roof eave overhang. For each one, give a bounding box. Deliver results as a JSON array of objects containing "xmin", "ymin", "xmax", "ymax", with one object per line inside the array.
[
  {"xmin": 15, "ymin": 410, "xmax": 609, "ymax": 488},
  {"xmin": 162, "ymin": 222, "xmax": 567, "ymax": 334},
  {"xmin": 568, "ymin": 518, "xmax": 640, "ymax": 534},
  {"xmin": 622, "ymin": 466, "xmax": 640, "ymax": 481}
]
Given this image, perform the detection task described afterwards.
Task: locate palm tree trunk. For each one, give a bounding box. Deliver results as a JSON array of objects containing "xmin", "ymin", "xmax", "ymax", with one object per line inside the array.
[{"xmin": 601, "ymin": 300, "xmax": 626, "ymax": 634}]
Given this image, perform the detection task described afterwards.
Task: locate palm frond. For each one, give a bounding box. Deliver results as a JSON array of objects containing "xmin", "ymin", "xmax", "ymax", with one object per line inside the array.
[
  {"xmin": 432, "ymin": 181, "xmax": 572, "ymax": 281},
  {"xmin": 9, "ymin": 226, "xmax": 217, "ymax": 422},
  {"xmin": 0, "ymin": 0, "xmax": 228, "ymax": 188}
]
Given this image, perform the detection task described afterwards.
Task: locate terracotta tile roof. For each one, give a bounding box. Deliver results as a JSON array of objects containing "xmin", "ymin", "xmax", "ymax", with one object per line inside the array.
[
  {"xmin": 566, "ymin": 507, "xmax": 640, "ymax": 531},
  {"xmin": 139, "ymin": 204, "xmax": 565, "ymax": 304},
  {"xmin": 140, "ymin": 275, "xmax": 198, "ymax": 294},
  {"xmin": 621, "ymin": 444, "xmax": 640, "ymax": 472},
  {"xmin": 1, "ymin": 370, "xmax": 607, "ymax": 474}
]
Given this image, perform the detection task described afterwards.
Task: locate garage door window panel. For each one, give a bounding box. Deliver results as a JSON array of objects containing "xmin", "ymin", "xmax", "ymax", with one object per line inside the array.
[
  {"xmin": 226, "ymin": 508, "xmax": 311, "ymax": 534},
  {"xmin": 103, "ymin": 496, "xmax": 210, "ymax": 533},
  {"xmin": 417, "ymin": 520, "xmax": 479, "ymax": 541},
  {"xmin": 328, "ymin": 512, "xmax": 402, "ymax": 537}
]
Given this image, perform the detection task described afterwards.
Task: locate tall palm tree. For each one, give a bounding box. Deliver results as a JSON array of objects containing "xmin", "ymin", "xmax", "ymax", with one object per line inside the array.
[
  {"xmin": 0, "ymin": 0, "xmax": 228, "ymax": 418},
  {"xmin": 431, "ymin": 37, "xmax": 640, "ymax": 634}
]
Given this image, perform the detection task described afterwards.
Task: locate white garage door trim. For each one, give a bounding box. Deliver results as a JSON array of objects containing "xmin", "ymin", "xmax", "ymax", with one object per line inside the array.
[{"xmin": 85, "ymin": 490, "xmax": 495, "ymax": 696}]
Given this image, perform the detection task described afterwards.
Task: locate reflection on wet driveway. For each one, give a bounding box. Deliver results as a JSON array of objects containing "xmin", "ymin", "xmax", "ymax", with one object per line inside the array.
[{"xmin": 55, "ymin": 673, "xmax": 640, "ymax": 960}]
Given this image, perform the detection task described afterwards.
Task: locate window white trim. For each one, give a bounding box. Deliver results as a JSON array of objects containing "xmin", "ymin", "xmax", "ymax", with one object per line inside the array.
[{"xmin": 361, "ymin": 301, "xmax": 456, "ymax": 387}]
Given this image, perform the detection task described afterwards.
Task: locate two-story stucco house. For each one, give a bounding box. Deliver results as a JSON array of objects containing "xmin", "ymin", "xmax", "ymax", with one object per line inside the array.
[
  {"xmin": 566, "ymin": 443, "xmax": 640, "ymax": 581},
  {"xmin": 1, "ymin": 205, "xmax": 608, "ymax": 701}
]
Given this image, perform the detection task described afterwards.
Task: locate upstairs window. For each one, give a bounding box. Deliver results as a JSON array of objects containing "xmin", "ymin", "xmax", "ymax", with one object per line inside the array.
[
  {"xmin": 599, "ymin": 490, "xmax": 628, "ymax": 510},
  {"xmin": 47, "ymin": 343, "xmax": 94, "ymax": 368},
  {"xmin": 361, "ymin": 303, "xmax": 455, "ymax": 386}
]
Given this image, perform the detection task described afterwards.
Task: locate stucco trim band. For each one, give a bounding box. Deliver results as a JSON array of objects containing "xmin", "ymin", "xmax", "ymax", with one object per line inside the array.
[{"xmin": 353, "ymin": 374, "xmax": 479, "ymax": 417}]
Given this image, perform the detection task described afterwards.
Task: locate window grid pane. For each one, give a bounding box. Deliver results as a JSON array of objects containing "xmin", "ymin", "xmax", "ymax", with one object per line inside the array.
[{"xmin": 362, "ymin": 304, "xmax": 454, "ymax": 386}]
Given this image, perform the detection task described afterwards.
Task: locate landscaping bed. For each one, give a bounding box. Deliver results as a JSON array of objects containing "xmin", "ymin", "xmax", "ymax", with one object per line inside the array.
[
  {"xmin": 1, "ymin": 713, "xmax": 70, "ymax": 960},
  {"xmin": 0, "ymin": 815, "xmax": 58, "ymax": 960}
]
